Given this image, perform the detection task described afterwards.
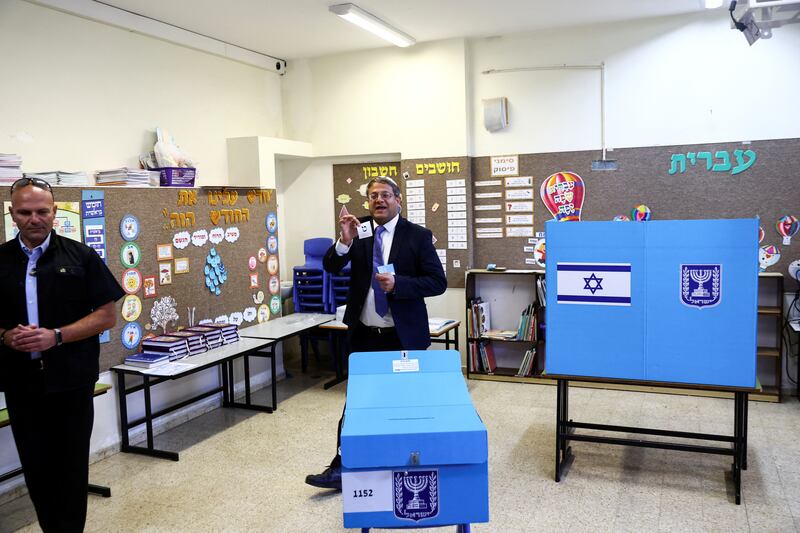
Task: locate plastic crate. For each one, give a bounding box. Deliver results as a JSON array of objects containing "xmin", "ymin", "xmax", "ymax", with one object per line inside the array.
[{"xmin": 156, "ymin": 167, "xmax": 196, "ymax": 187}]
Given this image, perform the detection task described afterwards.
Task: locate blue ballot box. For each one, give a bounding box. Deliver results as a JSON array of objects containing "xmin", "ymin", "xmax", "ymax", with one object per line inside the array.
[
  {"xmin": 545, "ymin": 218, "xmax": 759, "ymax": 387},
  {"xmin": 341, "ymin": 350, "xmax": 489, "ymax": 530}
]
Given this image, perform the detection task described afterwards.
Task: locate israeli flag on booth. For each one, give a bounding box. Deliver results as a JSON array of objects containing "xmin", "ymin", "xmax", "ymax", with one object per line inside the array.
[{"xmin": 556, "ymin": 262, "xmax": 631, "ymax": 306}]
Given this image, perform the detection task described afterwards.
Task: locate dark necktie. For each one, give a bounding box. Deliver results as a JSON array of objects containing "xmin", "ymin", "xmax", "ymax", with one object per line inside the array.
[{"xmin": 372, "ymin": 225, "xmax": 389, "ymax": 317}]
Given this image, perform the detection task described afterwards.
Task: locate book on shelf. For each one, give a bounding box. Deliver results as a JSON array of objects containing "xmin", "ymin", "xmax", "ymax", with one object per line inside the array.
[
  {"xmin": 515, "ymin": 304, "xmax": 537, "ymax": 341},
  {"xmin": 484, "ymin": 329, "xmax": 518, "ymax": 340},
  {"xmin": 536, "ymin": 277, "xmax": 547, "ymax": 306},
  {"xmin": 467, "ymin": 298, "xmax": 491, "ymax": 337},
  {"xmin": 469, "ymin": 341, "xmax": 497, "ymax": 374},
  {"xmin": 124, "ymin": 352, "xmax": 170, "ymax": 368},
  {"xmin": 516, "ymin": 347, "xmax": 537, "ymax": 377}
]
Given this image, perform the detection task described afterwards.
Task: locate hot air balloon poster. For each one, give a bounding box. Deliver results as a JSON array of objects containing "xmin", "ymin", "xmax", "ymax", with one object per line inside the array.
[
  {"xmin": 776, "ymin": 215, "xmax": 799, "ymax": 245},
  {"xmin": 539, "ymin": 171, "xmax": 585, "ymax": 222}
]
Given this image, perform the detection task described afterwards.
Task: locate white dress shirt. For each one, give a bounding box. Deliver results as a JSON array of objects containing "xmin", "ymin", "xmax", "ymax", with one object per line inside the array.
[
  {"xmin": 20, "ymin": 232, "xmax": 52, "ymax": 360},
  {"xmin": 335, "ymin": 214, "xmax": 399, "ymax": 327}
]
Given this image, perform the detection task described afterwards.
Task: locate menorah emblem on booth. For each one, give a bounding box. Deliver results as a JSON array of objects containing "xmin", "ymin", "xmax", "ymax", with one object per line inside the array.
[
  {"xmin": 681, "ymin": 264, "xmax": 722, "ymax": 309},
  {"xmin": 394, "ymin": 470, "xmax": 439, "ymax": 521},
  {"xmin": 404, "ymin": 475, "xmax": 429, "ymax": 510}
]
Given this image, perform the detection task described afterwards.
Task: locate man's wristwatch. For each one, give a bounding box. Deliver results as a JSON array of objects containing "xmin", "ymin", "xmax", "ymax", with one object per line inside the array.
[{"xmin": 54, "ymin": 328, "xmax": 63, "ymax": 346}]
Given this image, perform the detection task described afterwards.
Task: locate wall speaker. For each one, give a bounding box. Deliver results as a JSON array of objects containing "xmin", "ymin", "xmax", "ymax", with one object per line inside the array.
[{"xmin": 483, "ymin": 97, "xmax": 508, "ymax": 132}]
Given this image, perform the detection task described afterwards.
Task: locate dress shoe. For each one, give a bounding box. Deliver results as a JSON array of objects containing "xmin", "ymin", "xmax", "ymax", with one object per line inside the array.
[{"xmin": 305, "ymin": 465, "xmax": 342, "ymax": 491}]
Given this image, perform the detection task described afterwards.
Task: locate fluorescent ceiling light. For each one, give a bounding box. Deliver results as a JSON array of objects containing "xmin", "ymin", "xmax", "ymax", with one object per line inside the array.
[
  {"xmin": 329, "ymin": 3, "xmax": 416, "ymax": 47},
  {"xmin": 705, "ymin": 0, "xmax": 725, "ymax": 8}
]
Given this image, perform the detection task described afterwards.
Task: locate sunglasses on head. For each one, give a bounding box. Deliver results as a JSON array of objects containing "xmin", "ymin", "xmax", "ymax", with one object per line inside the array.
[{"xmin": 10, "ymin": 177, "xmax": 53, "ymax": 194}]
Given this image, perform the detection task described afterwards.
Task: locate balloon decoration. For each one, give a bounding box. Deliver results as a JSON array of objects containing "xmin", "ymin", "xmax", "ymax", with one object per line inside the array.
[
  {"xmin": 758, "ymin": 226, "xmax": 764, "ymax": 244},
  {"xmin": 776, "ymin": 215, "xmax": 799, "ymax": 245},
  {"xmin": 758, "ymin": 245, "xmax": 780, "ymax": 272},
  {"xmin": 631, "ymin": 204, "xmax": 651, "ymax": 221},
  {"xmin": 613, "ymin": 215, "xmax": 631, "ymax": 222},
  {"xmin": 539, "ymin": 171, "xmax": 585, "ymax": 222}
]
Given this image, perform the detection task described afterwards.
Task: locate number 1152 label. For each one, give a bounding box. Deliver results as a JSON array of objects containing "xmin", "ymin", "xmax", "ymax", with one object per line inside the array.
[{"xmin": 341, "ymin": 470, "xmax": 392, "ymax": 513}]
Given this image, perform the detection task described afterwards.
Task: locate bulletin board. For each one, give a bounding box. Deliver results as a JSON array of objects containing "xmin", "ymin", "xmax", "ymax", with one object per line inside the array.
[
  {"xmin": 0, "ymin": 186, "xmax": 281, "ymax": 371},
  {"xmin": 472, "ymin": 138, "xmax": 800, "ymax": 285},
  {"xmin": 399, "ymin": 157, "xmax": 472, "ymax": 288},
  {"xmin": 332, "ymin": 162, "xmax": 401, "ymax": 231}
]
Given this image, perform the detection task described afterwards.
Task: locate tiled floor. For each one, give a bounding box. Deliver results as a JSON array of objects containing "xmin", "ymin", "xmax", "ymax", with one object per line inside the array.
[{"xmin": 2, "ymin": 357, "xmax": 800, "ymax": 532}]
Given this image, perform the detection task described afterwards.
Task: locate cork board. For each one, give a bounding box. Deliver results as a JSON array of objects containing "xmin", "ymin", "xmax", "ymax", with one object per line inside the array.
[
  {"xmin": 332, "ymin": 162, "xmax": 401, "ymax": 232},
  {"xmin": 1, "ymin": 186, "xmax": 281, "ymax": 371},
  {"xmin": 472, "ymin": 138, "xmax": 800, "ymax": 286},
  {"xmin": 400, "ymin": 157, "xmax": 472, "ymax": 288}
]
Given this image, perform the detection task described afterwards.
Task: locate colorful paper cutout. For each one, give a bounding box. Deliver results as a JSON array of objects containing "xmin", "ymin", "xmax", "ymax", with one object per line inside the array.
[
  {"xmin": 209, "ymin": 227, "xmax": 225, "ymax": 244},
  {"xmin": 759, "ymin": 226, "xmax": 765, "ymax": 244},
  {"xmin": 613, "ymin": 215, "xmax": 631, "ymax": 222},
  {"xmin": 540, "ymin": 171, "xmax": 585, "ymax": 222},
  {"xmin": 266, "ymin": 212, "xmax": 278, "ymax": 234},
  {"xmin": 121, "ymin": 294, "xmax": 142, "ymax": 322},
  {"xmin": 225, "ymin": 226, "xmax": 240, "ymax": 243},
  {"xmin": 204, "ymin": 247, "xmax": 227, "ymax": 296},
  {"xmin": 243, "ymin": 307, "xmax": 257, "ymax": 322},
  {"xmin": 228, "ymin": 312, "xmax": 244, "ymax": 326},
  {"xmin": 122, "ymin": 268, "xmax": 142, "ymax": 294},
  {"xmin": 150, "ymin": 296, "xmax": 179, "ymax": 334},
  {"xmin": 248, "ymin": 256, "xmax": 257, "ymax": 270},
  {"xmin": 143, "ymin": 275, "xmax": 157, "ymax": 298},
  {"xmin": 269, "ymin": 275, "xmax": 280, "ymax": 295},
  {"xmin": 759, "ymin": 245, "xmax": 780, "ymax": 272},
  {"xmin": 534, "ymin": 239, "xmax": 546, "ymax": 268},
  {"xmin": 191, "ymin": 229, "xmax": 209, "ymax": 247},
  {"xmin": 119, "ymin": 214, "xmax": 140, "ymax": 241},
  {"xmin": 157, "ymin": 244, "xmax": 173, "ymax": 261},
  {"xmin": 121, "ymin": 322, "xmax": 142, "ymax": 350},
  {"xmin": 249, "ymin": 273, "xmax": 259, "ymax": 289},
  {"xmin": 120, "ymin": 242, "xmax": 141, "ymax": 268},
  {"xmin": 173, "ymin": 231, "xmax": 190, "ymax": 249},
  {"xmin": 174, "ymin": 258, "xmax": 189, "ymax": 274},
  {"xmin": 258, "ymin": 247, "xmax": 268, "ymax": 263},
  {"xmin": 267, "ymin": 236, "xmax": 278, "ymax": 255},
  {"xmin": 337, "ymin": 194, "xmax": 352, "ymax": 204},
  {"xmin": 776, "ymin": 215, "xmax": 799, "ymax": 245},
  {"xmin": 159, "ymin": 262, "xmax": 172, "ymax": 285},
  {"xmin": 631, "ymin": 204, "xmax": 652, "ymax": 221},
  {"xmin": 257, "ymin": 304, "xmax": 270, "ymax": 323},
  {"xmin": 270, "ymin": 296, "xmax": 281, "ymax": 315},
  {"xmin": 267, "ymin": 255, "xmax": 279, "ymax": 276}
]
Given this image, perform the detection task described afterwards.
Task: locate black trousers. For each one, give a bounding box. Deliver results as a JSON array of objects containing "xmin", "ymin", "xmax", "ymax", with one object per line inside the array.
[
  {"xmin": 331, "ymin": 322, "xmax": 402, "ymax": 467},
  {"xmin": 5, "ymin": 372, "xmax": 95, "ymax": 533}
]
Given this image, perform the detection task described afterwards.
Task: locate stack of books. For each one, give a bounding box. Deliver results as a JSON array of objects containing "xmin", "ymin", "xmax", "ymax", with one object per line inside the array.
[
  {"xmin": 95, "ymin": 167, "xmax": 153, "ymax": 186},
  {"xmin": 23, "ymin": 171, "xmax": 58, "ymax": 186},
  {"xmin": 469, "ymin": 341, "xmax": 497, "ymax": 374},
  {"xmin": 0, "ymin": 153, "xmax": 23, "ymax": 184},
  {"xmin": 184, "ymin": 325, "xmax": 224, "ymax": 349},
  {"xmin": 124, "ymin": 352, "xmax": 170, "ymax": 369},
  {"xmin": 57, "ymin": 171, "xmax": 89, "ymax": 186},
  {"xmin": 168, "ymin": 330, "xmax": 207, "ymax": 356},
  {"xmin": 141, "ymin": 335, "xmax": 190, "ymax": 361},
  {"xmin": 209, "ymin": 323, "xmax": 240, "ymax": 344}
]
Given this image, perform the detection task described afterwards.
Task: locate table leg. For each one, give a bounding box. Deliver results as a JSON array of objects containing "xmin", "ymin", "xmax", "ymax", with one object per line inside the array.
[
  {"xmin": 454, "ymin": 325, "xmax": 459, "ymax": 352},
  {"xmin": 555, "ymin": 379, "xmax": 563, "ymax": 482},
  {"xmin": 742, "ymin": 393, "xmax": 749, "ymax": 471},
  {"xmin": 324, "ymin": 331, "xmax": 347, "ymax": 390},
  {"xmin": 221, "ymin": 361, "xmax": 230, "ymax": 407},
  {"xmin": 733, "ymin": 391, "xmax": 743, "ymax": 504},
  {"xmin": 244, "ymin": 355, "xmax": 252, "ymax": 405},
  {"xmin": 143, "ymin": 375, "xmax": 154, "ymax": 451},
  {"xmin": 116, "ymin": 372, "xmax": 130, "ymax": 452},
  {"xmin": 270, "ymin": 345, "xmax": 277, "ymax": 410}
]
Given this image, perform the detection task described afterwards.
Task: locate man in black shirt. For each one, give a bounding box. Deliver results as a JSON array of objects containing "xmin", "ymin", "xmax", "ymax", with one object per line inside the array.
[{"xmin": 0, "ymin": 178, "xmax": 125, "ymax": 532}]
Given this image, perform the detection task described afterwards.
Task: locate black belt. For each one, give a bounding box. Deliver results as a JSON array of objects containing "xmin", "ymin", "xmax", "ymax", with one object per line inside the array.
[{"xmin": 362, "ymin": 324, "xmax": 396, "ymax": 334}]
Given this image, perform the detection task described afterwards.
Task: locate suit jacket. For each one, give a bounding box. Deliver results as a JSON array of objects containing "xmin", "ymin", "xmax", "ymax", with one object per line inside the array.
[{"xmin": 323, "ymin": 216, "xmax": 447, "ymax": 350}]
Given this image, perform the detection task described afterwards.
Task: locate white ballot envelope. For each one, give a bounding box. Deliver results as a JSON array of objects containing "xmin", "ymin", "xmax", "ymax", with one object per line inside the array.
[{"xmin": 357, "ymin": 222, "xmax": 373, "ymax": 239}]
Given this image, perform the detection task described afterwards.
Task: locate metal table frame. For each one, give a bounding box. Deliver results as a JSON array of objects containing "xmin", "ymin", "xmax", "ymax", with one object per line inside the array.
[
  {"xmin": 553, "ymin": 376, "xmax": 752, "ymax": 504},
  {"xmin": 112, "ymin": 339, "xmax": 275, "ymax": 461}
]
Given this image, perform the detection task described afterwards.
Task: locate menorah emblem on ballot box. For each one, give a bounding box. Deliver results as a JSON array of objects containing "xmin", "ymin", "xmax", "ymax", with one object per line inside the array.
[{"xmin": 680, "ymin": 264, "xmax": 722, "ymax": 309}]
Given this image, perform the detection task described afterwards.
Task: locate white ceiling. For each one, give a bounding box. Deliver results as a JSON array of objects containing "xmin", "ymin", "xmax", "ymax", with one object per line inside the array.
[{"xmin": 94, "ymin": 0, "xmax": 713, "ymax": 60}]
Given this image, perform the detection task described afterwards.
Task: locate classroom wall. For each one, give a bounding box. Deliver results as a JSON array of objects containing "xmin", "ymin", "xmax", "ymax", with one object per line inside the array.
[
  {"xmin": 468, "ymin": 10, "xmax": 800, "ymax": 156},
  {"xmin": 0, "ymin": 0, "xmax": 283, "ymax": 184},
  {"xmin": 281, "ymin": 38, "xmax": 469, "ymax": 159}
]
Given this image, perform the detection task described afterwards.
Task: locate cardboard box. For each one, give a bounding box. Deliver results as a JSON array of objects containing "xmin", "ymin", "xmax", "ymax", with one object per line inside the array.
[{"xmin": 341, "ymin": 350, "xmax": 489, "ymax": 529}]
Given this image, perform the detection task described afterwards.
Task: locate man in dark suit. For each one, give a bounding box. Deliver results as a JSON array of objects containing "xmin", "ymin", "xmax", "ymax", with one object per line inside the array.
[
  {"xmin": 305, "ymin": 175, "xmax": 447, "ymax": 490},
  {"xmin": 0, "ymin": 178, "xmax": 124, "ymax": 532}
]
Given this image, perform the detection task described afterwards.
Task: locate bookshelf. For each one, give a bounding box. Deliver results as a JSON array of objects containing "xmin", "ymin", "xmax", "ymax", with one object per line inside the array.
[
  {"xmin": 464, "ymin": 269, "xmax": 785, "ymax": 403},
  {"xmin": 465, "ymin": 269, "xmax": 545, "ymax": 382},
  {"xmin": 755, "ymin": 272, "xmax": 784, "ymax": 402}
]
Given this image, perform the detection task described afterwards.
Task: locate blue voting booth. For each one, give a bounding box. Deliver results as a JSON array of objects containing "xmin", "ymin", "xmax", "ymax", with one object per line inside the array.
[
  {"xmin": 545, "ymin": 218, "xmax": 758, "ymax": 387},
  {"xmin": 340, "ymin": 350, "xmax": 489, "ymax": 530}
]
